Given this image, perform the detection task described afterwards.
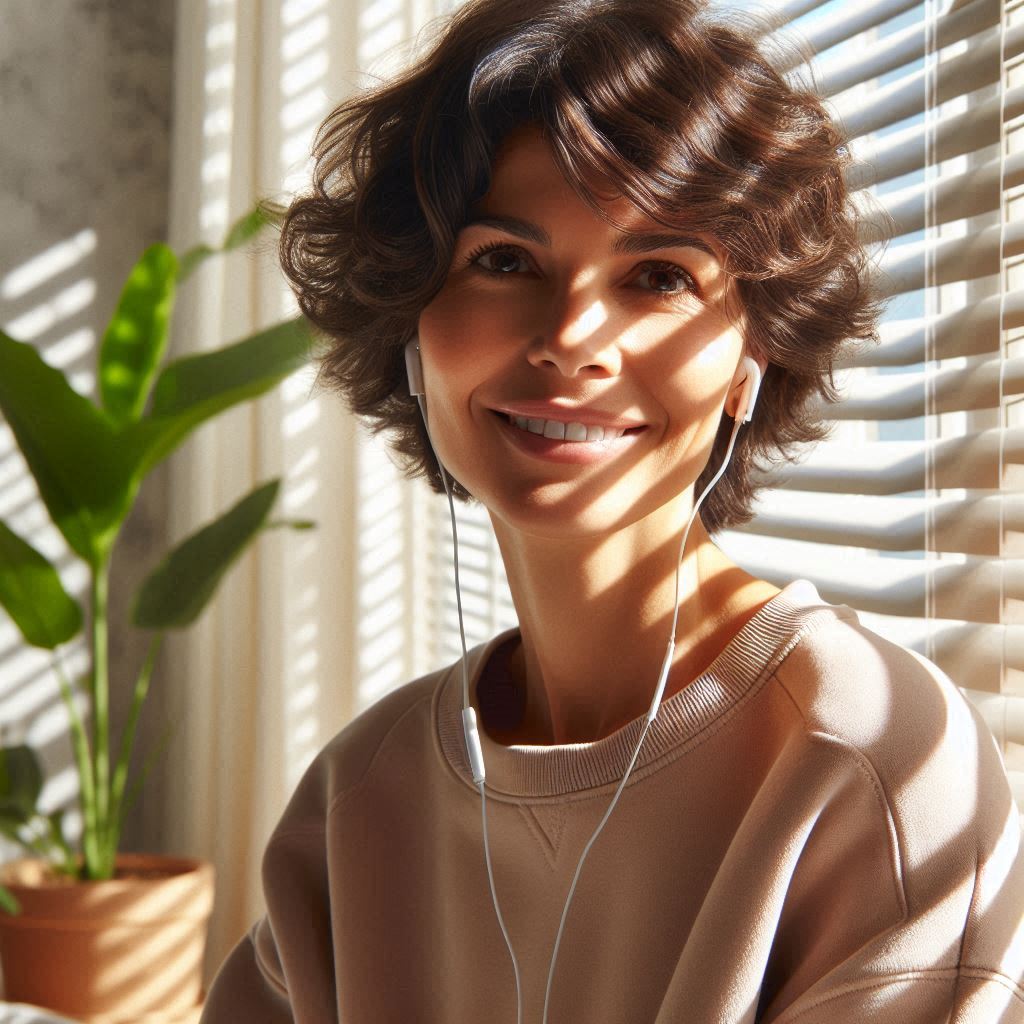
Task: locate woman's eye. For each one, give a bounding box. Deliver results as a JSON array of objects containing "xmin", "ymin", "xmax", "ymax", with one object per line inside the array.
[
  {"xmin": 633, "ymin": 262, "xmax": 698, "ymax": 296},
  {"xmin": 467, "ymin": 244, "xmax": 530, "ymax": 275}
]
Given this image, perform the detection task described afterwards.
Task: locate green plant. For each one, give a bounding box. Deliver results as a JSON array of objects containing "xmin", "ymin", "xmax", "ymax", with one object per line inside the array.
[{"xmin": 0, "ymin": 207, "xmax": 316, "ymax": 912}]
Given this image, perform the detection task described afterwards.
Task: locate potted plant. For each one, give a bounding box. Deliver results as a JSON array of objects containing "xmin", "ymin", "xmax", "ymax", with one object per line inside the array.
[{"xmin": 0, "ymin": 207, "xmax": 314, "ymax": 1022}]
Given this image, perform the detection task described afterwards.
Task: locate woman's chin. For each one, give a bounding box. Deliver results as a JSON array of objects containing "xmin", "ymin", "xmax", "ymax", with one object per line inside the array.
[{"xmin": 480, "ymin": 485, "xmax": 679, "ymax": 544}]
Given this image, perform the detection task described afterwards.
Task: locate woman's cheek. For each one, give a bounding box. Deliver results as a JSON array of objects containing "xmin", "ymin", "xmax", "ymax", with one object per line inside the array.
[{"xmin": 426, "ymin": 284, "xmax": 541, "ymax": 359}]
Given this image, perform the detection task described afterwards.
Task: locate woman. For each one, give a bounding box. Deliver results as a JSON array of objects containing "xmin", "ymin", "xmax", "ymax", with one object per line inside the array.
[{"xmin": 201, "ymin": 0, "xmax": 1024, "ymax": 1021}]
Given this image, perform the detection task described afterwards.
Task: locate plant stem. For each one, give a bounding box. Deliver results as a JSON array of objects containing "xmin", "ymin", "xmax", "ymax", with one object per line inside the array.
[
  {"xmin": 52, "ymin": 653, "xmax": 98, "ymax": 874},
  {"xmin": 44, "ymin": 813, "xmax": 78, "ymax": 875},
  {"xmin": 121, "ymin": 715, "xmax": 177, "ymax": 824},
  {"xmin": 108, "ymin": 633, "xmax": 163, "ymax": 856},
  {"xmin": 90, "ymin": 558, "xmax": 111, "ymax": 878}
]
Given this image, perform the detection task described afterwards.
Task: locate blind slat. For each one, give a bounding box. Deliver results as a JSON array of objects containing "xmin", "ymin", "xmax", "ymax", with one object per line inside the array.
[
  {"xmin": 738, "ymin": 490, "xmax": 1014, "ymax": 555},
  {"xmin": 763, "ymin": 0, "xmax": 847, "ymax": 32},
  {"xmin": 963, "ymin": 689, "xmax": 1024, "ymax": 745},
  {"xmin": 840, "ymin": 292, "xmax": 1022, "ymax": 367},
  {"xmin": 772, "ymin": 0, "xmax": 924, "ymax": 62},
  {"xmin": 754, "ymin": 428, "xmax": 1022, "ymax": 493},
  {"xmin": 823, "ymin": 354, "xmax": 1024, "ymax": 420},
  {"xmin": 835, "ymin": 24, "xmax": 1017, "ymax": 140},
  {"xmin": 875, "ymin": 220, "xmax": 1019, "ymax": 298},
  {"xmin": 862, "ymin": 151, "xmax": 1020, "ymax": 240},
  {"xmin": 727, "ymin": 550, "xmax": 1020, "ymax": 622}
]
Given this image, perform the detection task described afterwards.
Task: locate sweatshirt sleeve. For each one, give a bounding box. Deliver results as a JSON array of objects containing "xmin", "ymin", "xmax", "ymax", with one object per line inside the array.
[
  {"xmin": 198, "ymin": 678, "xmax": 435, "ymax": 1023},
  {"xmin": 197, "ymin": 724, "xmax": 339, "ymax": 1023},
  {"xmin": 766, "ymin": 794, "xmax": 1024, "ymax": 1023},
  {"xmin": 198, "ymin": 821, "xmax": 337, "ymax": 1021},
  {"xmin": 767, "ymin": 648, "xmax": 1024, "ymax": 1024},
  {"xmin": 199, "ymin": 918, "xmax": 295, "ymax": 1022},
  {"xmin": 764, "ymin": 820, "xmax": 1024, "ymax": 1022}
]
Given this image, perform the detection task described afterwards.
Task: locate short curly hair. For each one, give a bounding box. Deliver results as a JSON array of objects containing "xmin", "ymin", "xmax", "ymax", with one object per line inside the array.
[{"xmin": 280, "ymin": 0, "xmax": 884, "ymax": 532}]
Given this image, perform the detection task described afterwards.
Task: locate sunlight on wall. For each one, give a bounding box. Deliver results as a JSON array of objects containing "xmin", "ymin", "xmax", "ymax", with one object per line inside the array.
[
  {"xmin": 356, "ymin": 444, "xmax": 408, "ymax": 707},
  {"xmin": 199, "ymin": 1, "xmax": 235, "ymax": 239},
  {"xmin": 271, "ymin": 0, "xmax": 335, "ymax": 791}
]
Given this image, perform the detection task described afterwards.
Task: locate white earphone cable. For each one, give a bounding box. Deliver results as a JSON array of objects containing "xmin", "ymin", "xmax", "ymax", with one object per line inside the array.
[
  {"xmin": 479, "ymin": 781, "xmax": 524, "ymax": 1024},
  {"xmin": 416, "ymin": 394, "xmax": 524, "ymax": 1024}
]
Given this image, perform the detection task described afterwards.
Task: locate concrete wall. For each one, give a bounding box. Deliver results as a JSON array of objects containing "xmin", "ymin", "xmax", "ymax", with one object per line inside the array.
[{"xmin": 0, "ymin": 0, "xmax": 177, "ymax": 867}]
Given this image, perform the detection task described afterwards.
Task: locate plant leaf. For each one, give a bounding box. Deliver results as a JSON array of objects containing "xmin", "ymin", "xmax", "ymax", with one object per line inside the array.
[
  {"xmin": 176, "ymin": 202, "xmax": 279, "ymax": 284},
  {"xmin": 150, "ymin": 316, "xmax": 312, "ymax": 418},
  {"xmin": 51, "ymin": 662, "xmax": 96, "ymax": 870},
  {"xmin": 0, "ymin": 521, "xmax": 82, "ymax": 649},
  {"xmin": 99, "ymin": 244, "xmax": 178, "ymax": 425},
  {"xmin": 119, "ymin": 317, "xmax": 314, "ymax": 480},
  {"xmin": 0, "ymin": 745, "xmax": 43, "ymax": 823},
  {"xmin": 0, "ymin": 885, "xmax": 21, "ymax": 915},
  {"xmin": 176, "ymin": 243, "xmax": 216, "ymax": 284},
  {"xmin": 0, "ymin": 330, "xmax": 135, "ymax": 565},
  {"xmin": 221, "ymin": 204, "xmax": 274, "ymax": 252},
  {"xmin": 266, "ymin": 518, "xmax": 316, "ymax": 531},
  {"xmin": 108, "ymin": 635, "xmax": 161, "ymax": 856},
  {"xmin": 116, "ymin": 711, "xmax": 176, "ymax": 842},
  {"xmin": 132, "ymin": 480, "xmax": 282, "ymax": 629}
]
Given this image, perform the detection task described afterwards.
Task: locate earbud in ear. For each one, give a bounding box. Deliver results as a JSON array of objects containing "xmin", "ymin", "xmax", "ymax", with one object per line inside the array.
[
  {"xmin": 405, "ymin": 337, "xmax": 425, "ymax": 397},
  {"xmin": 734, "ymin": 356, "xmax": 762, "ymax": 424}
]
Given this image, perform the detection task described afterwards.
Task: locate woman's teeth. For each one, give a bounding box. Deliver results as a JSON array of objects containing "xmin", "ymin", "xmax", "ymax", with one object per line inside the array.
[{"xmin": 509, "ymin": 414, "xmax": 627, "ymax": 442}]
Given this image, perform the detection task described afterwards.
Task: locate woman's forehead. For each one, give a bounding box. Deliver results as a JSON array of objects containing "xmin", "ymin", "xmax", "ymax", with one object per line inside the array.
[{"xmin": 479, "ymin": 125, "xmax": 725, "ymax": 260}]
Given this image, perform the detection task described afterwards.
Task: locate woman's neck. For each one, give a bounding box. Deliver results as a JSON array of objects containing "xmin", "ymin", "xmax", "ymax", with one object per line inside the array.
[{"xmin": 483, "ymin": 502, "xmax": 780, "ymax": 746}]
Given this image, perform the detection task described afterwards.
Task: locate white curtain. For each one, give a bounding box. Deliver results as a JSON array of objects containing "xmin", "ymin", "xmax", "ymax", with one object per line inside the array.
[
  {"xmin": 166, "ymin": 0, "xmax": 442, "ymax": 981},
  {"xmin": 166, "ymin": 0, "xmax": 1022, "ymax": 986}
]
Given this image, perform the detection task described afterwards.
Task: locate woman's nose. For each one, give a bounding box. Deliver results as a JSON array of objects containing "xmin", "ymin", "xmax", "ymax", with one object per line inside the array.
[{"xmin": 526, "ymin": 290, "xmax": 623, "ymax": 379}]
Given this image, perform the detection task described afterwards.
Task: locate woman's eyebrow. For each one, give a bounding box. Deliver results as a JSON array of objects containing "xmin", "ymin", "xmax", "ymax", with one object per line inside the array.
[
  {"xmin": 612, "ymin": 232, "xmax": 720, "ymax": 262},
  {"xmin": 462, "ymin": 215, "xmax": 551, "ymax": 245},
  {"xmin": 461, "ymin": 216, "xmax": 719, "ymax": 264}
]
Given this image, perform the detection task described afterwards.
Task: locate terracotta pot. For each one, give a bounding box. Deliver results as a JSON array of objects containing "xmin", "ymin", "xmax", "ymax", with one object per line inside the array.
[{"xmin": 0, "ymin": 853, "xmax": 214, "ymax": 1024}]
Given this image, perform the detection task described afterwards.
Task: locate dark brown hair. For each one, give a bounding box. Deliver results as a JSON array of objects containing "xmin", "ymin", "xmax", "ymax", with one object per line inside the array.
[{"xmin": 280, "ymin": 0, "xmax": 884, "ymax": 532}]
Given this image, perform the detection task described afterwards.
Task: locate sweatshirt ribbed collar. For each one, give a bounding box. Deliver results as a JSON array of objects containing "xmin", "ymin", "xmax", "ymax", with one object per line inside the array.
[{"xmin": 435, "ymin": 578, "xmax": 843, "ymax": 800}]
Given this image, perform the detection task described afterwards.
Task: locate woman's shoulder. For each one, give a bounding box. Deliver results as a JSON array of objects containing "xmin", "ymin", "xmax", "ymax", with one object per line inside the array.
[
  {"xmin": 267, "ymin": 657, "xmax": 460, "ymax": 836},
  {"xmin": 773, "ymin": 611, "xmax": 972, "ymax": 749},
  {"xmin": 772, "ymin": 610, "xmax": 1015, "ymax": 849}
]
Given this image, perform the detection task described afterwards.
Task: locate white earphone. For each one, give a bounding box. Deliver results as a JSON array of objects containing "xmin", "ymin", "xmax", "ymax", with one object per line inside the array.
[
  {"xmin": 405, "ymin": 337, "xmax": 426, "ymax": 398},
  {"xmin": 403, "ymin": 335, "xmax": 762, "ymax": 1024},
  {"xmin": 733, "ymin": 355, "xmax": 762, "ymax": 425}
]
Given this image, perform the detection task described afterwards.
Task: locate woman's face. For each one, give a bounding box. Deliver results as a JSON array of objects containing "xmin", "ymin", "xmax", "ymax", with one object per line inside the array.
[{"xmin": 417, "ymin": 124, "xmax": 750, "ymax": 540}]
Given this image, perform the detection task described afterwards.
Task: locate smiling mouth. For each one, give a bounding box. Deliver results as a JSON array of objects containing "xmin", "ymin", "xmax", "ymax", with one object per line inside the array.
[{"xmin": 496, "ymin": 411, "xmax": 646, "ymax": 443}]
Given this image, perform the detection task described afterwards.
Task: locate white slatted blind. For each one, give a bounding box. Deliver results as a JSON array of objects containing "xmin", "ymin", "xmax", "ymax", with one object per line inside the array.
[{"xmin": 410, "ymin": 0, "xmax": 1023, "ymax": 816}]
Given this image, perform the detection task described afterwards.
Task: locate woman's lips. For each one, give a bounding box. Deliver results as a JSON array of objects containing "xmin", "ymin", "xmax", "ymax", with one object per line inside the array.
[
  {"xmin": 490, "ymin": 410, "xmax": 647, "ymax": 464},
  {"xmin": 507, "ymin": 413, "xmax": 628, "ymax": 441},
  {"xmin": 489, "ymin": 402, "xmax": 647, "ymax": 432}
]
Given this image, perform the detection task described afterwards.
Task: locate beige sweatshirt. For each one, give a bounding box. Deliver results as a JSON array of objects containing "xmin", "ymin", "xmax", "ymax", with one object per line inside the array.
[{"xmin": 200, "ymin": 579, "xmax": 1024, "ymax": 1023}]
